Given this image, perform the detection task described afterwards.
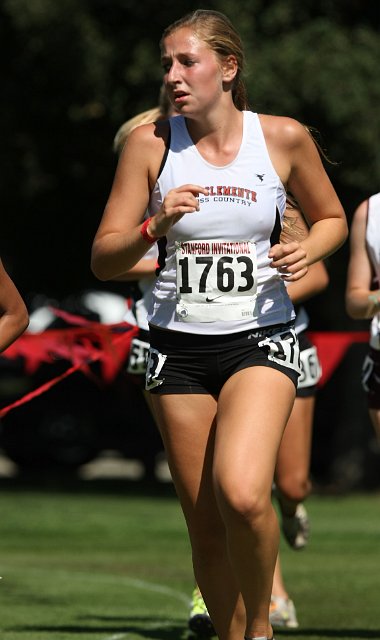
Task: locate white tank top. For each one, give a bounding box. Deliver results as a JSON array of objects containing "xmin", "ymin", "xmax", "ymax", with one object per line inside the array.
[
  {"xmin": 366, "ymin": 192, "xmax": 380, "ymax": 349},
  {"xmin": 147, "ymin": 111, "xmax": 294, "ymax": 335}
]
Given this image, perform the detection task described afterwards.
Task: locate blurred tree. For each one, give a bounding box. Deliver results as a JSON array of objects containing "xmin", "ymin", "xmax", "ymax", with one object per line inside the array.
[
  {"xmin": 1, "ymin": 0, "xmax": 379, "ymax": 329},
  {"xmin": 1, "ymin": 0, "xmax": 116, "ymax": 298}
]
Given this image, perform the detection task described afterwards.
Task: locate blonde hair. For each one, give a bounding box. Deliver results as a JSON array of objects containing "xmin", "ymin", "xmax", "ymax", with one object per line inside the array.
[
  {"xmin": 160, "ymin": 10, "xmax": 249, "ymax": 111},
  {"xmin": 113, "ymin": 107, "xmax": 162, "ymax": 155}
]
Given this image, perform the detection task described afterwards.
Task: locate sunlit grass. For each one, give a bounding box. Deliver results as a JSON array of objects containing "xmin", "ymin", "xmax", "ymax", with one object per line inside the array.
[{"xmin": 0, "ymin": 479, "xmax": 379, "ymax": 639}]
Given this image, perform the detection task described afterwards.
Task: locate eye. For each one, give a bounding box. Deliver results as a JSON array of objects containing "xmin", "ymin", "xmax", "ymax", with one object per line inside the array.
[
  {"xmin": 183, "ymin": 59, "xmax": 195, "ymax": 67},
  {"xmin": 161, "ymin": 60, "xmax": 172, "ymax": 73}
]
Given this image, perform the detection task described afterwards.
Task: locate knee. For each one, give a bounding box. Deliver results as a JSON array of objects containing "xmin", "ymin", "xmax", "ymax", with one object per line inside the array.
[
  {"xmin": 216, "ymin": 479, "xmax": 271, "ymax": 528},
  {"xmin": 276, "ymin": 472, "xmax": 311, "ymax": 504}
]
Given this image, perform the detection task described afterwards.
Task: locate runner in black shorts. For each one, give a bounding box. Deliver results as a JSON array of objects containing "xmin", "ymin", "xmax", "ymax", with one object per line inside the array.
[
  {"xmin": 123, "ymin": 195, "xmax": 328, "ymax": 634},
  {"xmin": 267, "ymin": 200, "xmax": 329, "ymax": 630},
  {"xmin": 92, "ymin": 10, "xmax": 347, "ymax": 640},
  {"xmin": 346, "ymin": 193, "xmax": 380, "ymax": 444}
]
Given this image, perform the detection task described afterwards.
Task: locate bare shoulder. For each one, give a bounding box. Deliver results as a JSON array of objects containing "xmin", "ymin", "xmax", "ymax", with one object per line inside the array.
[
  {"xmin": 258, "ymin": 114, "xmax": 309, "ymax": 150},
  {"xmin": 124, "ymin": 119, "xmax": 169, "ymax": 157},
  {"xmin": 119, "ymin": 119, "xmax": 170, "ymax": 184},
  {"xmin": 257, "ymin": 114, "xmax": 315, "ymax": 185}
]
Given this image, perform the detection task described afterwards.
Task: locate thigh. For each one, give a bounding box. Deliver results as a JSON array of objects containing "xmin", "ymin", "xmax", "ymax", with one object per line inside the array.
[
  {"xmin": 214, "ymin": 366, "xmax": 296, "ymax": 497},
  {"xmin": 275, "ymin": 395, "xmax": 315, "ymax": 483},
  {"xmin": 150, "ymin": 393, "xmax": 222, "ymax": 536}
]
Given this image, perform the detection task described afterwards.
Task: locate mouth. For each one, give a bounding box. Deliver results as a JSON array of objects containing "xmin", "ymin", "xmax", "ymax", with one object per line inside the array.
[{"xmin": 173, "ymin": 91, "xmax": 189, "ymax": 104}]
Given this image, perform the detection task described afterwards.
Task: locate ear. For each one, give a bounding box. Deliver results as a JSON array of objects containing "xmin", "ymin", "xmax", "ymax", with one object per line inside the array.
[{"xmin": 221, "ymin": 55, "xmax": 238, "ymax": 82}]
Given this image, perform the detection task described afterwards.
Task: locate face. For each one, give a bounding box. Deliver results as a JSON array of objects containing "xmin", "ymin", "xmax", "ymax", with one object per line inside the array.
[{"xmin": 161, "ymin": 27, "xmax": 227, "ymax": 116}]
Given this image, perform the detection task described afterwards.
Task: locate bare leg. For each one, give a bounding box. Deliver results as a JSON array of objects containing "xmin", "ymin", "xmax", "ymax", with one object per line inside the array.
[
  {"xmin": 213, "ymin": 366, "xmax": 296, "ymax": 639},
  {"xmin": 151, "ymin": 392, "xmax": 245, "ymax": 640},
  {"xmin": 271, "ymin": 554, "xmax": 288, "ymax": 599},
  {"xmin": 151, "ymin": 366, "xmax": 295, "ymax": 640},
  {"xmin": 274, "ymin": 396, "xmax": 314, "ymax": 515},
  {"xmin": 273, "ymin": 395, "xmax": 314, "ymax": 598}
]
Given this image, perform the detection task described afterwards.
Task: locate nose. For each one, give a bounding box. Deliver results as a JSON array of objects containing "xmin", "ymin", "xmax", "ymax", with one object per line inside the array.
[{"xmin": 167, "ymin": 60, "xmax": 181, "ymax": 84}]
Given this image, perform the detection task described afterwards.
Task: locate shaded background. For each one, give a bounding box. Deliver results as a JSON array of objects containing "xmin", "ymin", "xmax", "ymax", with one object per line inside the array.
[
  {"xmin": 2, "ymin": 0, "xmax": 380, "ymax": 330},
  {"xmin": 1, "ymin": 0, "xmax": 380, "ymax": 487}
]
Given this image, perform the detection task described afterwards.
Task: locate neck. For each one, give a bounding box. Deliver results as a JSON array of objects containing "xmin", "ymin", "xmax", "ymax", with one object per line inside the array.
[{"xmin": 185, "ymin": 105, "xmax": 243, "ymax": 146}]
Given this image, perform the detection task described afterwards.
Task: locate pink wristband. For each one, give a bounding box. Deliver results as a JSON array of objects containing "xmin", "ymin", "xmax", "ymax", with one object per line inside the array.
[{"xmin": 140, "ymin": 218, "xmax": 158, "ymax": 244}]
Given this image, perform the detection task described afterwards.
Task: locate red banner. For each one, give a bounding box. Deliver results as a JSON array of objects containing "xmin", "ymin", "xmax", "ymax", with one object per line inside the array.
[
  {"xmin": 308, "ymin": 331, "xmax": 369, "ymax": 387},
  {"xmin": 0, "ymin": 313, "xmax": 139, "ymax": 418},
  {"xmin": 0, "ymin": 325, "xmax": 370, "ymax": 418}
]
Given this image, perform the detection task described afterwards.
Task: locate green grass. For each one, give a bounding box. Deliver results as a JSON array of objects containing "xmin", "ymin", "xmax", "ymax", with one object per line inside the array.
[{"xmin": 0, "ymin": 477, "xmax": 379, "ymax": 640}]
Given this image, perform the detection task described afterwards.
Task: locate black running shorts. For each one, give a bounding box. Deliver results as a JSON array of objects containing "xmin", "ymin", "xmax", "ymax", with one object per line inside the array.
[
  {"xmin": 296, "ymin": 331, "xmax": 322, "ymax": 398},
  {"xmin": 146, "ymin": 323, "xmax": 300, "ymax": 395},
  {"xmin": 125, "ymin": 328, "xmax": 150, "ymax": 386},
  {"xmin": 361, "ymin": 347, "xmax": 380, "ymax": 409}
]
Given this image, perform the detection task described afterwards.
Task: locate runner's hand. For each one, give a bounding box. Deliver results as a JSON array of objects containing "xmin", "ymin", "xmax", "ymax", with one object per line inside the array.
[
  {"xmin": 149, "ymin": 185, "xmax": 209, "ymax": 238},
  {"xmin": 269, "ymin": 242, "xmax": 308, "ymax": 281}
]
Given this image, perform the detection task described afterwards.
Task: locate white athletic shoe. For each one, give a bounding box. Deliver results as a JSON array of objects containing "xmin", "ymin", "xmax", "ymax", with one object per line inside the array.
[
  {"xmin": 270, "ymin": 595, "xmax": 299, "ymax": 628},
  {"xmin": 281, "ymin": 503, "xmax": 310, "ymax": 550}
]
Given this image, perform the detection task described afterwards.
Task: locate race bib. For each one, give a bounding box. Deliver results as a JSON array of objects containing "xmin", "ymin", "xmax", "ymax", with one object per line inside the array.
[
  {"xmin": 175, "ymin": 239, "xmax": 257, "ymax": 322},
  {"xmin": 361, "ymin": 353, "xmax": 375, "ymax": 393},
  {"xmin": 126, "ymin": 337, "xmax": 150, "ymax": 375},
  {"xmin": 145, "ymin": 347, "xmax": 167, "ymax": 390},
  {"xmin": 298, "ymin": 345, "xmax": 321, "ymax": 389},
  {"xmin": 258, "ymin": 328, "xmax": 301, "ymax": 376}
]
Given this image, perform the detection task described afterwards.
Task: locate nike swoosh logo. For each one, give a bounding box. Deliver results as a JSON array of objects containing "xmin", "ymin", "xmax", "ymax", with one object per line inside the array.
[{"xmin": 205, "ymin": 295, "xmax": 224, "ymax": 302}]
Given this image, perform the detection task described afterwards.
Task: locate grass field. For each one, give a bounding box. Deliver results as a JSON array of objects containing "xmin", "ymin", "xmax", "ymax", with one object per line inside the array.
[{"xmin": 0, "ymin": 474, "xmax": 379, "ymax": 640}]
